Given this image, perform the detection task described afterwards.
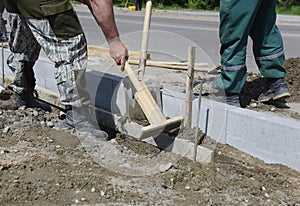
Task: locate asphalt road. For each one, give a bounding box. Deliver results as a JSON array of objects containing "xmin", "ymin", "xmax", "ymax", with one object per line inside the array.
[{"xmin": 74, "ymin": 5, "xmax": 300, "ymax": 72}]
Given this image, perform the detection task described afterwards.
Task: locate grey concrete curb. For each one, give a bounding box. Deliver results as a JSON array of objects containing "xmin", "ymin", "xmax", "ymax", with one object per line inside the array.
[
  {"xmin": 162, "ymin": 89, "xmax": 300, "ymax": 172},
  {"xmin": 1, "ymin": 48, "xmax": 299, "ymax": 172}
]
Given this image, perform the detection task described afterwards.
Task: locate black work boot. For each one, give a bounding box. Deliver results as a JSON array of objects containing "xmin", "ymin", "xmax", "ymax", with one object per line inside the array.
[
  {"xmin": 12, "ymin": 60, "xmax": 51, "ymax": 111},
  {"xmin": 258, "ymin": 78, "xmax": 291, "ymax": 102},
  {"xmin": 13, "ymin": 91, "xmax": 52, "ymax": 112},
  {"xmin": 60, "ymin": 106, "xmax": 108, "ymax": 140}
]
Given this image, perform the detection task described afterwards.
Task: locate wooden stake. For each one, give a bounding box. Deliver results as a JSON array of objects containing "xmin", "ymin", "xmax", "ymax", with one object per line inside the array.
[
  {"xmin": 193, "ymin": 81, "xmax": 203, "ymax": 162},
  {"xmin": 184, "ymin": 46, "xmax": 196, "ymax": 128},
  {"xmin": 2, "ymin": 43, "xmax": 4, "ymax": 85}
]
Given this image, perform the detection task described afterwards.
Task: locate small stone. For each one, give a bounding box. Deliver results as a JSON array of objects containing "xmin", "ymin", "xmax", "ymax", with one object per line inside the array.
[
  {"xmin": 91, "ymin": 187, "xmax": 96, "ymax": 193},
  {"xmin": 81, "ymin": 197, "xmax": 86, "ymax": 201},
  {"xmin": 58, "ymin": 111, "xmax": 66, "ymax": 120},
  {"xmin": 192, "ymin": 185, "xmax": 201, "ymax": 191},
  {"xmin": 18, "ymin": 106, "xmax": 26, "ymax": 111},
  {"xmin": 33, "ymin": 110, "xmax": 39, "ymax": 117},
  {"xmin": 261, "ymin": 186, "xmax": 266, "ymax": 191},
  {"xmin": 74, "ymin": 199, "xmax": 80, "ymax": 204},
  {"xmin": 40, "ymin": 121, "xmax": 46, "ymax": 126},
  {"xmin": 270, "ymin": 107, "xmax": 276, "ymax": 112},
  {"xmin": 48, "ymin": 139, "xmax": 54, "ymax": 143},
  {"xmin": 185, "ymin": 186, "xmax": 191, "ymax": 190},
  {"xmin": 217, "ymin": 151, "xmax": 222, "ymax": 155},
  {"xmin": 264, "ymin": 193, "xmax": 270, "ymax": 198},
  {"xmin": 3, "ymin": 126, "xmax": 10, "ymax": 134},
  {"xmin": 0, "ymin": 149, "xmax": 9, "ymax": 155},
  {"xmin": 12, "ymin": 183, "xmax": 19, "ymax": 187},
  {"xmin": 250, "ymin": 102, "xmax": 258, "ymax": 108},
  {"xmin": 47, "ymin": 122, "xmax": 54, "ymax": 128},
  {"xmin": 110, "ymin": 139, "xmax": 118, "ymax": 144},
  {"xmin": 0, "ymin": 165, "xmax": 6, "ymax": 171},
  {"xmin": 100, "ymin": 190, "xmax": 105, "ymax": 197},
  {"xmin": 137, "ymin": 188, "xmax": 144, "ymax": 194}
]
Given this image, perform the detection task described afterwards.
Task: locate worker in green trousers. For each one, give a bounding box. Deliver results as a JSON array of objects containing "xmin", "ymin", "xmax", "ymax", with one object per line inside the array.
[{"xmin": 213, "ymin": 0, "xmax": 290, "ymax": 107}]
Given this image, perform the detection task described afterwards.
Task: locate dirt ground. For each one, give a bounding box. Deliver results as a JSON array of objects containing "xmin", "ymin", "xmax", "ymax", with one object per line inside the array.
[{"xmin": 0, "ymin": 58, "xmax": 300, "ymax": 205}]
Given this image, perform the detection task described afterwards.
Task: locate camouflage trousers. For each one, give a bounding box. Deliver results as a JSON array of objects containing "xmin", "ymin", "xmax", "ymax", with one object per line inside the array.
[
  {"xmin": 0, "ymin": 0, "xmax": 7, "ymax": 42},
  {"xmin": 7, "ymin": 13, "xmax": 90, "ymax": 107}
]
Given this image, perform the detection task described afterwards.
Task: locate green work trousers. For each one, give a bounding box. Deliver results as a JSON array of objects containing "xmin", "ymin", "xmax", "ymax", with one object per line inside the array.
[{"xmin": 213, "ymin": 0, "xmax": 286, "ymax": 94}]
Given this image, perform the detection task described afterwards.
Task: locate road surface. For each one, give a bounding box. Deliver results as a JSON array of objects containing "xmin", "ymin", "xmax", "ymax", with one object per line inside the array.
[{"xmin": 74, "ymin": 5, "xmax": 300, "ymax": 72}]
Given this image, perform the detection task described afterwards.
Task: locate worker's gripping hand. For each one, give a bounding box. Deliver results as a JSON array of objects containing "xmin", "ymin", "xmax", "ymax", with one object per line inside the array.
[{"xmin": 108, "ymin": 37, "xmax": 128, "ymax": 71}]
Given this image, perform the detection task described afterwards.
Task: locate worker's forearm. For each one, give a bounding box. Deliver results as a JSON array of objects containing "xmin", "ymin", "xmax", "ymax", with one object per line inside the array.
[{"xmin": 81, "ymin": 0, "xmax": 120, "ymax": 43}]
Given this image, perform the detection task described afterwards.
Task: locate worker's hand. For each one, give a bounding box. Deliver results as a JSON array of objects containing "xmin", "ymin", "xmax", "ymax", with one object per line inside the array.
[{"xmin": 108, "ymin": 37, "xmax": 128, "ymax": 72}]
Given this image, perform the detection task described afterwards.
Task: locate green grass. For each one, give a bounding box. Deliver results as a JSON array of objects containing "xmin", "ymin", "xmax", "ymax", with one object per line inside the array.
[
  {"xmin": 277, "ymin": 6, "xmax": 300, "ymax": 15},
  {"xmin": 150, "ymin": 5, "xmax": 300, "ymax": 16},
  {"xmin": 70, "ymin": 0, "xmax": 81, "ymax": 5},
  {"xmin": 74, "ymin": 1, "xmax": 300, "ymax": 16},
  {"xmin": 149, "ymin": 6, "xmax": 300, "ymax": 16}
]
